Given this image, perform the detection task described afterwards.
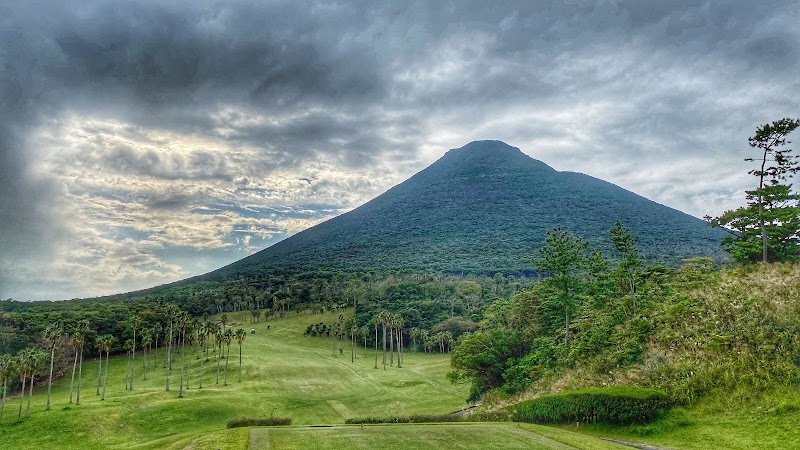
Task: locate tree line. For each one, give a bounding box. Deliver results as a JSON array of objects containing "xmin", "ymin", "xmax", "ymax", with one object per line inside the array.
[{"xmin": 0, "ymin": 306, "xmax": 248, "ymax": 423}]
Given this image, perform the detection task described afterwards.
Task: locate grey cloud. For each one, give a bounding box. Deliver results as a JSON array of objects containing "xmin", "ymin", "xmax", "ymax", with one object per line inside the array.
[{"xmin": 1, "ymin": 0, "xmax": 799, "ymax": 299}]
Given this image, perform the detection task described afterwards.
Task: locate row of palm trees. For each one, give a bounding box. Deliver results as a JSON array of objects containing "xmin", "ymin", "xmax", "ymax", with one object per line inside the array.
[
  {"xmin": 0, "ymin": 308, "xmax": 250, "ymax": 423},
  {"xmin": 408, "ymin": 328, "xmax": 454, "ymax": 354}
]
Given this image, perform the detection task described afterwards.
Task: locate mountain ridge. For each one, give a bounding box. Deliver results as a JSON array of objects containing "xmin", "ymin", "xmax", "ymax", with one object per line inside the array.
[{"xmin": 201, "ymin": 140, "xmax": 726, "ymax": 281}]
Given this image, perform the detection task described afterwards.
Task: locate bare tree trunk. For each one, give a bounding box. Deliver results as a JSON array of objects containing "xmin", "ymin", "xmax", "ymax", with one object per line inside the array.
[
  {"xmin": 382, "ymin": 323, "xmax": 387, "ymax": 370},
  {"xmin": 18, "ymin": 376, "xmax": 26, "ymax": 420},
  {"xmin": 46, "ymin": 347, "xmax": 55, "ymax": 410},
  {"xmin": 130, "ymin": 328, "xmax": 136, "ymax": 390},
  {"xmin": 397, "ymin": 329, "xmax": 402, "ymax": 368},
  {"xmin": 178, "ymin": 330, "xmax": 185, "ymax": 397},
  {"xmin": 76, "ymin": 347, "xmax": 83, "ymax": 405},
  {"xmin": 69, "ymin": 349, "xmax": 78, "ymax": 403},
  {"xmin": 224, "ymin": 345, "xmax": 230, "ymax": 385},
  {"xmin": 0, "ymin": 377, "xmax": 6, "ymax": 420},
  {"xmin": 389, "ymin": 325, "xmax": 394, "ymax": 366},
  {"xmin": 102, "ymin": 351, "xmax": 109, "ymax": 400},
  {"xmin": 26, "ymin": 373, "xmax": 34, "ymax": 417},
  {"xmin": 166, "ymin": 321, "xmax": 173, "ymax": 391}
]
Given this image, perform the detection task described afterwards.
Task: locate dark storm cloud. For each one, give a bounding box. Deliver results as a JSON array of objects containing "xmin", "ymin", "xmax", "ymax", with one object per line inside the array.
[{"xmin": 1, "ymin": 0, "xmax": 799, "ymax": 299}]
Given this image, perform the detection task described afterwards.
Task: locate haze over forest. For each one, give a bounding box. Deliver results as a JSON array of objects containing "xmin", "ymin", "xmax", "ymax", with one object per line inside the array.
[{"xmin": 1, "ymin": 1, "xmax": 799, "ymax": 300}]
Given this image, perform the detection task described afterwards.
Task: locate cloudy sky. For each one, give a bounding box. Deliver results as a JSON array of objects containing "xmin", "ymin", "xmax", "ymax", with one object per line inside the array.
[{"xmin": 1, "ymin": 1, "xmax": 798, "ymax": 300}]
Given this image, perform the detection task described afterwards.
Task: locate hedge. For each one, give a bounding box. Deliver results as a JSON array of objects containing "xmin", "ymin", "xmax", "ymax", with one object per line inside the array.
[
  {"xmin": 345, "ymin": 414, "xmax": 460, "ymax": 424},
  {"xmin": 345, "ymin": 411, "xmax": 512, "ymax": 424},
  {"xmin": 227, "ymin": 417, "xmax": 293, "ymax": 428},
  {"xmin": 511, "ymin": 386, "xmax": 671, "ymax": 425}
]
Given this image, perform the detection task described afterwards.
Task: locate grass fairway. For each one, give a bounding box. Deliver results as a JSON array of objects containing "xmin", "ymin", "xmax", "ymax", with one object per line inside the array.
[
  {"xmin": 248, "ymin": 423, "xmax": 628, "ymax": 450},
  {"xmin": 0, "ymin": 310, "xmax": 652, "ymax": 449},
  {"xmin": 0, "ymin": 310, "xmax": 469, "ymax": 448}
]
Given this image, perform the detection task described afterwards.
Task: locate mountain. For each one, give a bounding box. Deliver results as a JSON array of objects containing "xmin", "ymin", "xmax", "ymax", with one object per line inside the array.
[{"xmin": 209, "ymin": 140, "xmax": 726, "ymax": 280}]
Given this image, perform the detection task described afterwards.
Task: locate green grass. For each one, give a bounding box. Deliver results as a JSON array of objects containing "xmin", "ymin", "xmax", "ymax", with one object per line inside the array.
[
  {"xmin": 565, "ymin": 387, "xmax": 800, "ymax": 450},
  {"xmin": 0, "ymin": 310, "xmax": 468, "ymax": 448},
  {"xmin": 0, "ymin": 310, "xmax": 658, "ymax": 449},
  {"xmin": 248, "ymin": 423, "xmax": 628, "ymax": 450}
]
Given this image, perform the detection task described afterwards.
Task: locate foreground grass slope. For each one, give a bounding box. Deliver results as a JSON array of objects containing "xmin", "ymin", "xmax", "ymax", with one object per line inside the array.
[
  {"xmin": 248, "ymin": 423, "xmax": 628, "ymax": 450},
  {"xmin": 1, "ymin": 310, "xmax": 628, "ymax": 449},
  {"xmin": 0, "ymin": 310, "xmax": 467, "ymax": 448}
]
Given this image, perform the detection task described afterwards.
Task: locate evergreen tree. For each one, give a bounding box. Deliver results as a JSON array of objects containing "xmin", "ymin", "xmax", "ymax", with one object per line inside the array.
[
  {"xmin": 708, "ymin": 118, "xmax": 800, "ymax": 262},
  {"xmin": 534, "ymin": 228, "xmax": 588, "ymax": 351}
]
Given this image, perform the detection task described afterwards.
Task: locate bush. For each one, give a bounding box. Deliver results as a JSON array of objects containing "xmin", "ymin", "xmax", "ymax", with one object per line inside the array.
[
  {"xmin": 345, "ymin": 414, "xmax": 459, "ymax": 424},
  {"xmin": 511, "ymin": 387, "xmax": 670, "ymax": 425},
  {"xmin": 227, "ymin": 417, "xmax": 292, "ymax": 428},
  {"xmin": 345, "ymin": 411, "xmax": 513, "ymax": 424}
]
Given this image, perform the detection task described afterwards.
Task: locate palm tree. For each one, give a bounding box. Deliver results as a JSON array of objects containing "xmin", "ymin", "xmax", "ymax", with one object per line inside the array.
[
  {"xmin": 388, "ymin": 315, "xmax": 395, "ymax": 367},
  {"xmin": 197, "ymin": 323, "xmax": 207, "ymax": 389},
  {"xmin": 100, "ymin": 335, "xmax": 114, "ymax": 401},
  {"xmin": 27, "ymin": 348, "xmax": 47, "ymax": 417},
  {"xmin": 123, "ymin": 339, "xmax": 134, "ymax": 389},
  {"xmin": 394, "ymin": 315, "xmax": 404, "ymax": 368},
  {"xmin": 0, "ymin": 353, "xmax": 12, "ymax": 421},
  {"xmin": 128, "ymin": 315, "xmax": 141, "ymax": 390},
  {"xmin": 152, "ymin": 322, "xmax": 162, "ymax": 369},
  {"xmin": 74, "ymin": 319, "xmax": 91, "ymax": 405},
  {"xmin": 177, "ymin": 312, "xmax": 188, "ymax": 397},
  {"xmin": 44, "ymin": 322, "xmax": 63, "ymax": 410},
  {"xmin": 16, "ymin": 349, "xmax": 32, "ymax": 420},
  {"xmin": 373, "ymin": 317, "xmax": 380, "ymax": 369},
  {"xmin": 67, "ymin": 331, "xmax": 80, "ymax": 404},
  {"xmin": 360, "ymin": 325, "xmax": 369, "ymax": 358},
  {"xmin": 96, "ymin": 337, "xmax": 103, "ymax": 395},
  {"xmin": 164, "ymin": 305, "xmax": 179, "ymax": 391},
  {"xmin": 378, "ymin": 311, "xmax": 390, "ymax": 370},
  {"xmin": 235, "ymin": 328, "xmax": 246, "ymax": 382},
  {"xmin": 141, "ymin": 331, "xmax": 152, "ymax": 381},
  {"xmin": 409, "ymin": 327, "xmax": 420, "ymax": 353},
  {"xmin": 215, "ymin": 325, "xmax": 223, "ymax": 384},
  {"xmin": 223, "ymin": 329, "xmax": 233, "ymax": 385}
]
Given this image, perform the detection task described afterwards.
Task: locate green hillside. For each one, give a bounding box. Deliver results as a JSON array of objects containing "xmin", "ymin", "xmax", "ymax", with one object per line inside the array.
[
  {"xmin": 0, "ymin": 310, "xmax": 625, "ymax": 450},
  {"xmin": 210, "ymin": 140, "xmax": 726, "ymax": 281}
]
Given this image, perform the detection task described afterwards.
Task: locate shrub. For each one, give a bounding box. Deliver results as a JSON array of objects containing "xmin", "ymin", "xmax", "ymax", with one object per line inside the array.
[
  {"xmin": 227, "ymin": 417, "xmax": 292, "ymax": 428},
  {"xmin": 511, "ymin": 387, "xmax": 670, "ymax": 425},
  {"xmin": 345, "ymin": 411, "xmax": 513, "ymax": 424},
  {"xmin": 345, "ymin": 414, "xmax": 459, "ymax": 424}
]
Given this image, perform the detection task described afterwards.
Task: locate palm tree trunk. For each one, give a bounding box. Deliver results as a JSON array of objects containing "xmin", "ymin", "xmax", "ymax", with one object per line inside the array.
[
  {"xmin": 179, "ymin": 330, "xmax": 185, "ymax": 397},
  {"xmin": 69, "ymin": 348, "xmax": 78, "ymax": 403},
  {"xmin": 96, "ymin": 353, "xmax": 102, "ymax": 395},
  {"xmin": 18, "ymin": 376, "xmax": 26, "ymax": 420},
  {"xmin": 143, "ymin": 346, "xmax": 147, "ymax": 380},
  {"xmin": 46, "ymin": 347, "xmax": 55, "ymax": 410},
  {"xmin": 26, "ymin": 373, "xmax": 34, "ymax": 417},
  {"xmin": 374, "ymin": 325, "xmax": 378, "ymax": 369},
  {"xmin": 102, "ymin": 350, "xmax": 109, "ymax": 400},
  {"xmin": 199, "ymin": 350, "xmax": 204, "ymax": 389},
  {"xmin": 238, "ymin": 344, "xmax": 242, "ymax": 382},
  {"xmin": 1, "ymin": 377, "xmax": 7, "ymax": 420},
  {"xmin": 382, "ymin": 323, "xmax": 387, "ymax": 370},
  {"xmin": 224, "ymin": 345, "xmax": 230, "ymax": 385},
  {"xmin": 389, "ymin": 325, "xmax": 394, "ymax": 366},
  {"xmin": 130, "ymin": 328, "xmax": 136, "ymax": 390},
  {"xmin": 125, "ymin": 351, "xmax": 131, "ymax": 390},
  {"xmin": 397, "ymin": 329, "xmax": 402, "ymax": 368},
  {"xmin": 76, "ymin": 346, "xmax": 83, "ymax": 405},
  {"xmin": 216, "ymin": 343, "xmax": 221, "ymax": 384},
  {"xmin": 166, "ymin": 322, "xmax": 173, "ymax": 391},
  {"xmin": 186, "ymin": 343, "xmax": 191, "ymax": 390}
]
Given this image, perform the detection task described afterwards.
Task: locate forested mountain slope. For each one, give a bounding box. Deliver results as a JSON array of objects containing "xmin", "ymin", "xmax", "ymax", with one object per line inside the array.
[{"xmin": 207, "ymin": 140, "xmax": 726, "ymax": 280}]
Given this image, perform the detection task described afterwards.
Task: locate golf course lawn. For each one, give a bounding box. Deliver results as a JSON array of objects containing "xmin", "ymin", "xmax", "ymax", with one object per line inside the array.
[
  {"xmin": 0, "ymin": 310, "xmax": 625, "ymax": 449},
  {"xmin": 247, "ymin": 423, "xmax": 628, "ymax": 450}
]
